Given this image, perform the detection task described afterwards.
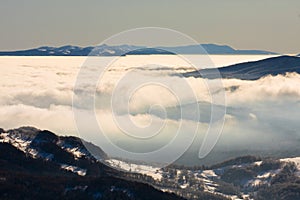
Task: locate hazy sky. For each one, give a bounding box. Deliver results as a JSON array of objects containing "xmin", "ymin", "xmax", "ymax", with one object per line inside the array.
[{"xmin": 1, "ymin": 0, "xmax": 300, "ymax": 53}]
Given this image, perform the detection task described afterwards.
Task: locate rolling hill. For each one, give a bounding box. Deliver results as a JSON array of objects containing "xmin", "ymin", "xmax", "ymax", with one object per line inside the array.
[{"xmin": 183, "ymin": 55, "xmax": 300, "ymax": 80}]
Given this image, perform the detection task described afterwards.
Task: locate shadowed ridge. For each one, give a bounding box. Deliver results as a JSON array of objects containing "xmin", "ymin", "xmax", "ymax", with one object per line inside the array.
[{"xmin": 183, "ymin": 55, "xmax": 300, "ymax": 80}]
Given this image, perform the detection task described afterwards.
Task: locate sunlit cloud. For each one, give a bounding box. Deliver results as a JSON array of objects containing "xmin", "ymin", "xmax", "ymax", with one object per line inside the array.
[{"xmin": 1, "ymin": 56, "xmax": 299, "ymax": 164}]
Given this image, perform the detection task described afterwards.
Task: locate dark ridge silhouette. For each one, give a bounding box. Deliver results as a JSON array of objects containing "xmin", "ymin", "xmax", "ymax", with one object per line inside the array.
[
  {"xmin": 0, "ymin": 128, "xmax": 186, "ymax": 200},
  {"xmin": 183, "ymin": 55, "xmax": 300, "ymax": 80}
]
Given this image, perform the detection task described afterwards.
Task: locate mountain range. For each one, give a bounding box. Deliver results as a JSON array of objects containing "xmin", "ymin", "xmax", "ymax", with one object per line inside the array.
[
  {"xmin": 183, "ymin": 55, "xmax": 300, "ymax": 80},
  {"xmin": 0, "ymin": 44, "xmax": 277, "ymax": 56},
  {"xmin": 1, "ymin": 127, "xmax": 300, "ymax": 200}
]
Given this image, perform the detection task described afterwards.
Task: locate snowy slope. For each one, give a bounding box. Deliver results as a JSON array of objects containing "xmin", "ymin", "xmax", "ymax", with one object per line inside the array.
[{"xmin": 2, "ymin": 127, "xmax": 300, "ymax": 200}]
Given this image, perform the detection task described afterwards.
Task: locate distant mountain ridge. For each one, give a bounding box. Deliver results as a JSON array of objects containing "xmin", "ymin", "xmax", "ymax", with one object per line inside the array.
[
  {"xmin": 183, "ymin": 55, "xmax": 300, "ymax": 80},
  {"xmin": 0, "ymin": 44, "xmax": 277, "ymax": 56}
]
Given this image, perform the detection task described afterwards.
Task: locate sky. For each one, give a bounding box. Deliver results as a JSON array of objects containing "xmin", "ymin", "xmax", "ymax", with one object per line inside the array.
[{"xmin": 1, "ymin": 0, "xmax": 300, "ymax": 54}]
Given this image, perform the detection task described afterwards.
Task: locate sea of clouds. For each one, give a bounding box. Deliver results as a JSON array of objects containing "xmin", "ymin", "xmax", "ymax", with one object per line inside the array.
[{"xmin": 0, "ymin": 55, "xmax": 299, "ymax": 165}]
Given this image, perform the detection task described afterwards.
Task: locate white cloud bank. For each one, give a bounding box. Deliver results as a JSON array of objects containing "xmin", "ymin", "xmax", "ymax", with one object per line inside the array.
[{"xmin": 0, "ymin": 55, "xmax": 299, "ymax": 165}]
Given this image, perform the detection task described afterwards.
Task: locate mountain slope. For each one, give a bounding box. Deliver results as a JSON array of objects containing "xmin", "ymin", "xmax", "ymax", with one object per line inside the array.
[
  {"xmin": 0, "ymin": 149, "xmax": 184, "ymax": 200},
  {"xmin": 0, "ymin": 44, "xmax": 277, "ymax": 56},
  {"xmin": 0, "ymin": 127, "xmax": 186, "ymax": 200},
  {"xmin": 183, "ymin": 55, "xmax": 300, "ymax": 80},
  {"xmin": 2, "ymin": 127, "xmax": 300, "ymax": 200}
]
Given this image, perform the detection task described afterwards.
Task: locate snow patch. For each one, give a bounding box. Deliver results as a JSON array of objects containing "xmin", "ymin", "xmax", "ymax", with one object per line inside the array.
[
  {"xmin": 201, "ymin": 170, "xmax": 218, "ymax": 178},
  {"xmin": 64, "ymin": 147, "xmax": 85, "ymax": 158},
  {"xmin": 254, "ymin": 161, "xmax": 262, "ymax": 166},
  {"xmin": 106, "ymin": 159, "xmax": 163, "ymax": 181},
  {"xmin": 280, "ymin": 157, "xmax": 300, "ymax": 170},
  {"xmin": 61, "ymin": 164, "xmax": 87, "ymax": 176},
  {"xmin": 0, "ymin": 132, "xmax": 31, "ymax": 152},
  {"xmin": 180, "ymin": 183, "xmax": 189, "ymax": 189}
]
